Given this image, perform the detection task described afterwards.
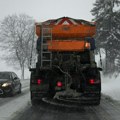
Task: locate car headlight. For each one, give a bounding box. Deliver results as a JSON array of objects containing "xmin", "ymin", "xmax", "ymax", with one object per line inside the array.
[{"xmin": 2, "ymin": 83, "xmax": 12, "ymax": 87}]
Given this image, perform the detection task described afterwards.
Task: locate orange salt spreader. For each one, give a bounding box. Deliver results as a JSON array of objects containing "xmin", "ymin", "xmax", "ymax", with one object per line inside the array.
[{"xmin": 35, "ymin": 17, "xmax": 96, "ymax": 52}]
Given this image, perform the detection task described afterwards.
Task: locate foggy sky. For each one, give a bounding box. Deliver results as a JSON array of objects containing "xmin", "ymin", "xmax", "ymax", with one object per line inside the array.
[{"xmin": 0, "ymin": 0, "xmax": 96, "ymax": 21}]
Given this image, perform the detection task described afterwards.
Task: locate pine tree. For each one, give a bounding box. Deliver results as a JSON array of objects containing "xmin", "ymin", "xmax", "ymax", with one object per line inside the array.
[{"xmin": 91, "ymin": 0, "xmax": 120, "ymax": 74}]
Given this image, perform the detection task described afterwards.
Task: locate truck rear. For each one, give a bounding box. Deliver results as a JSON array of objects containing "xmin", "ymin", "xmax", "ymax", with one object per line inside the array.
[{"xmin": 30, "ymin": 17, "xmax": 102, "ymax": 105}]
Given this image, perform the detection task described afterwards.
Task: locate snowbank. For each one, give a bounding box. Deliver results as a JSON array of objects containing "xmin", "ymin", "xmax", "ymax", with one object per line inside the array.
[
  {"xmin": 102, "ymin": 75, "xmax": 120, "ymax": 101},
  {"xmin": 95, "ymin": 51, "xmax": 120, "ymax": 101}
]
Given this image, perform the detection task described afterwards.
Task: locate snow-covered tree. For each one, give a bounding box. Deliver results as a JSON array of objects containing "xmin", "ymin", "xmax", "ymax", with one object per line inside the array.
[
  {"xmin": 0, "ymin": 14, "xmax": 35, "ymax": 79},
  {"xmin": 91, "ymin": 0, "xmax": 120, "ymax": 74}
]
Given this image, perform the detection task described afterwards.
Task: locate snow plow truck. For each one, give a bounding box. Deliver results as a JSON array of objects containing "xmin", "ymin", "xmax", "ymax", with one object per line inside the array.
[{"xmin": 30, "ymin": 17, "xmax": 102, "ymax": 106}]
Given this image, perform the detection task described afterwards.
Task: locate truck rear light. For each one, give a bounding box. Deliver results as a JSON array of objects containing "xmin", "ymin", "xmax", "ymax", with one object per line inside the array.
[
  {"xmin": 89, "ymin": 79, "xmax": 95, "ymax": 84},
  {"xmin": 57, "ymin": 81, "xmax": 62, "ymax": 87},
  {"xmin": 37, "ymin": 79, "xmax": 42, "ymax": 85},
  {"xmin": 85, "ymin": 42, "xmax": 90, "ymax": 49}
]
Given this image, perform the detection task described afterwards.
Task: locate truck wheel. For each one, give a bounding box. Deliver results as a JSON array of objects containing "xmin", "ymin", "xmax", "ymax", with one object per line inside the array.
[
  {"xmin": 94, "ymin": 99, "xmax": 100, "ymax": 105},
  {"xmin": 96, "ymin": 92, "xmax": 101, "ymax": 105},
  {"xmin": 93, "ymin": 92, "xmax": 101, "ymax": 105},
  {"xmin": 31, "ymin": 92, "xmax": 37, "ymax": 106}
]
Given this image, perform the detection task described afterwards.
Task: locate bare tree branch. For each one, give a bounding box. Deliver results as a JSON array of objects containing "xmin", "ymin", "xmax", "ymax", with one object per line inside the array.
[{"xmin": 0, "ymin": 14, "xmax": 35, "ymax": 79}]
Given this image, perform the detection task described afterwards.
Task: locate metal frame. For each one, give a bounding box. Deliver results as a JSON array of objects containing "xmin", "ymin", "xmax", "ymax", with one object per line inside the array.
[{"xmin": 40, "ymin": 27, "xmax": 52, "ymax": 67}]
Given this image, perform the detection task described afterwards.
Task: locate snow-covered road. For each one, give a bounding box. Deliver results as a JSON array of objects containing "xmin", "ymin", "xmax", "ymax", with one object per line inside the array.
[
  {"xmin": 102, "ymin": 75, "xmax": 120, "ymax": 101},
  {"xmin": 0, "ymin": 78, "xmax": 120, "ymax": 120},
  {"xmin": 11, "ymin": 95, "xmax": 120, "ymax": 120}
]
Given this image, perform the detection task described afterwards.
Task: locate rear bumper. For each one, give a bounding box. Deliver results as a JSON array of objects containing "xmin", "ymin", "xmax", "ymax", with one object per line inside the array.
[{"xmin": 31, "ymin": 91, "xmax": 48, "ymax": 99}]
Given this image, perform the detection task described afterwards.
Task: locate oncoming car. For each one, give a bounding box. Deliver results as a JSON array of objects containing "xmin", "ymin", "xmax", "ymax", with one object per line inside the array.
[{"xmin": 0, "ymin": 72, "xmax": 22, "ymax": 96}]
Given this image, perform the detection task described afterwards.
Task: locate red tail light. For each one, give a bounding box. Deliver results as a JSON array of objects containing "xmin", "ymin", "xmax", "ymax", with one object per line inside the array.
[
  {"xmin": 37, "ymin": 79, "xmax": 42, "ymax": 85},
  {"xmin": 57, "ymin": 81, "xmax": 62, "ymax": 87},
  {"xmin": 89, "ymin": 79, "xmax": 95, "ymax": 84},
  {"xmin": 85, "ymin": 42, "xmax": 91, "ymax": 49}
]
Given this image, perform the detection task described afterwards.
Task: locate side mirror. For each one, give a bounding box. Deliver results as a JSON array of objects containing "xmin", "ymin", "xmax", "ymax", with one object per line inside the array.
[
  {"xmin": 29, "ymin": 68, "xmax": 36, "ymax": 72},
  {"xmin": 14, "ymin": 77, "xmax": 18, "ymax": 80},
  {"xmin": 97, "ymin": 67, "xmax": 103, "ymax": 71}
]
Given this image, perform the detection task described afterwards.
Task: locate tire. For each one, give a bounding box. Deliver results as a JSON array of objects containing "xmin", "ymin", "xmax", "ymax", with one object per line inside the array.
[
  {"xmin": 30, "ymin": 71, "xmax": 38, "ymax": 106},
  {"xmin": 18, "ymin": 84, "xmax": 22, "ymax": 94},
  {"xmin": 10, "ymin": 89, "xmax": 15, "ymax": 97},
  {"xmin": 31, "ymin": 92, "xmax": 38, "ymax": 106},
  {"xmin": 94, "ymin": 99, "xmax": 100, "ymax": 105},
  {"xmin": 94, "ymin": 92, "xmax": 101, "ymax": 105},
  {"xmin": 91, "ymin": 93, "xmax": 101, "ymax": 105},
  {"xmin": 82, "ymin": 92, "xmax": 101, "ymax": 105}
]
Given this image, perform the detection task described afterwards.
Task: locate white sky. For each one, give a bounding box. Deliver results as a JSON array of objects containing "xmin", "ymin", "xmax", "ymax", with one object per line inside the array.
[
  {"xmin": 0, "ymin": 0, "xmax": 96, "ymax": 78},
  {"xmin": 0, "ymin": 0, "xmax": 96, "ymax": 21}
]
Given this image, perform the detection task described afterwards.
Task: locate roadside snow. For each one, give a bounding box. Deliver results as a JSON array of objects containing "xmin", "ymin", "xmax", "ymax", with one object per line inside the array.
[
  {"xmin": 102, "ymin": 75, "xmax": 120, "ymax": 101},
  {"xmin": 95, "ymin": 52, "xmax": 120, "ymax": 101},
  {"xmin": 0, "ymin": 87, "xmax": 29, "ymax": 120}
]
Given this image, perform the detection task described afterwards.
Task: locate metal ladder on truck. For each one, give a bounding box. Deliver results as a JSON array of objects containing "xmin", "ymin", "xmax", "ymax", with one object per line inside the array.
[{"xmin": 40, "ymin": 27, "xmax": 52, "ymax": 67}]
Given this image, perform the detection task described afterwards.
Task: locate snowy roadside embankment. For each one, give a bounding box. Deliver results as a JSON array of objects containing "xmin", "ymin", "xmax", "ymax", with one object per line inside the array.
[
  {"xmin": 95, "ymin": 53, "xmax": 120, "ymax": 101},
  {"xmin": 0, "ymin": 90, "xmax": 30, "ymax": 120},
  {"xmin": 102, "ymin": 75, "xmax": 120, "ymax": 101}
]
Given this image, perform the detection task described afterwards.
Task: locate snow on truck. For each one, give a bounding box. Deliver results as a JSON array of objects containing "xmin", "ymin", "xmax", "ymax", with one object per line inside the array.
[{"xmin": 30, "ymin": 17, "xmax": 102, "ymax": 106}]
